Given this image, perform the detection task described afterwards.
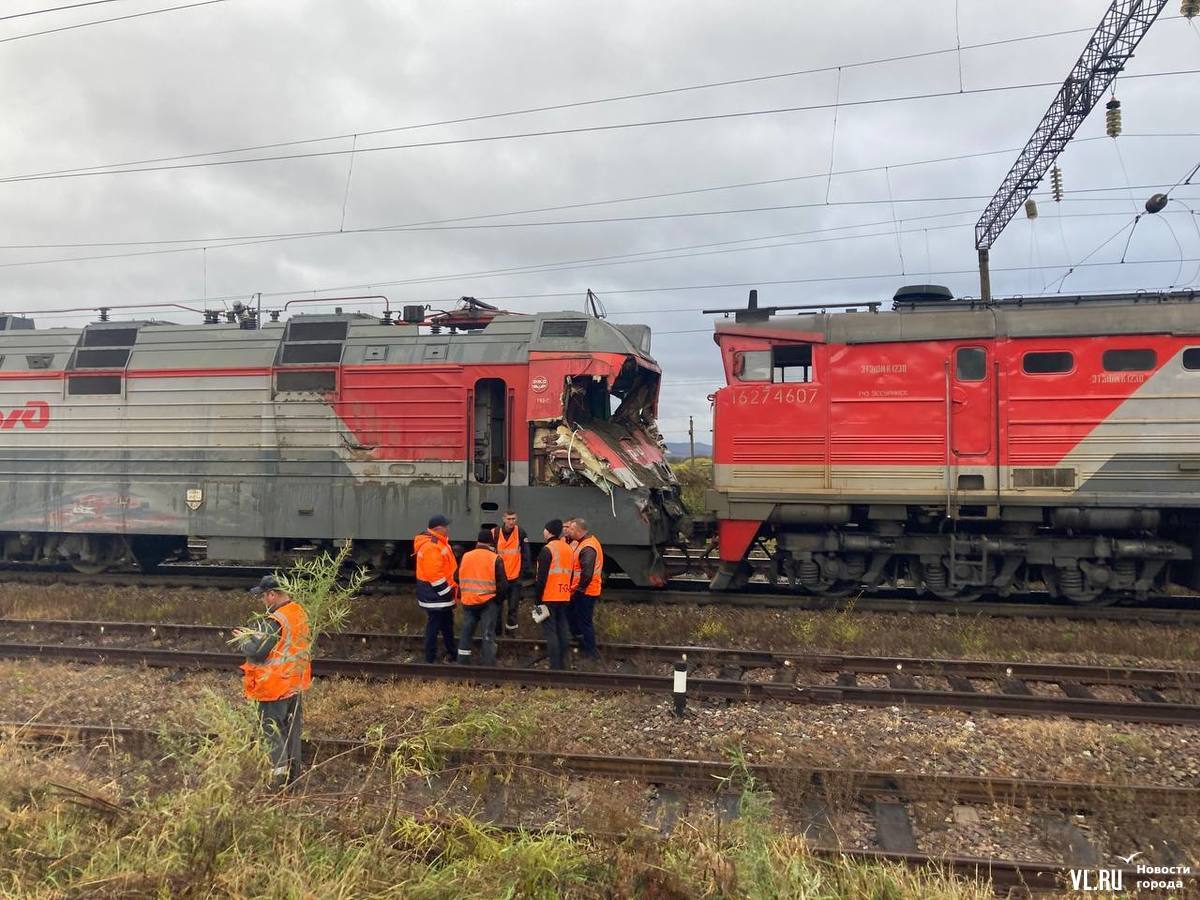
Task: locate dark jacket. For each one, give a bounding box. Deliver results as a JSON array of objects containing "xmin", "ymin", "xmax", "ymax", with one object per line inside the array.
[
  {"xmin": 573, "ymin": 544, "xmax": 597, "ymax": 602},
  {"xmin": 533, "ymin": 544, "xmax": 554, "ymax": 600}
]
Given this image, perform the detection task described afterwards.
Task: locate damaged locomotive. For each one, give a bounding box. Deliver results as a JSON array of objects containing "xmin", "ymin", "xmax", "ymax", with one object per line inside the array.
[{"xmin": 0, "ymin": 298, "xmax": 687, "ymax": 585}]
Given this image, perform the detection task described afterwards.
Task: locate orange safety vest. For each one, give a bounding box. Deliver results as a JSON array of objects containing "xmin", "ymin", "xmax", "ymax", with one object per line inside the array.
[
  {"xmin": 493, "ymin": 526, "xmax": 522, "ymax": 580},
  {"xmin": 241, "ymin": 600, "xmax": 313, "ymax": 703},
  {"xmin": 459, "ymin": 547, "xmax": 499, "ymax": 606},
  {"xmin": 414, "ymin": 530, "xmax": 458, "ymax": 608},
  {"xmin": 571, "ymin": 534, "xmax": 604, "ymax": 597},
  {"xmin": 541, "ymin": 539, "xmax": 574, "ymax": 602}
]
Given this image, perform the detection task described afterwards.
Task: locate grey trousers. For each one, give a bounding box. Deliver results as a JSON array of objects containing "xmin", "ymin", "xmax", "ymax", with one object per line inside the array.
[{"xmin": 258, "ymin": 693, "xmax": 303, "ymax": 784}]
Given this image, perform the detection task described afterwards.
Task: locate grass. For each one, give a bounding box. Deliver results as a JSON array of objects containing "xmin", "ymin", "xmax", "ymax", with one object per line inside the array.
[
  {"xmin": 692, "ymin": 615, "xmax": 732, "ymax": 643},
  {"xmin": 0, "ymin": 695, "xmax": 998, "ymax": 899}
]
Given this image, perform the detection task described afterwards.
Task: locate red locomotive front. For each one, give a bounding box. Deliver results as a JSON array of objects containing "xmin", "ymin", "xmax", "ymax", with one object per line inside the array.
[{"xmin": 706, "ymin": 286, "xmax": 1199, "ymax": 605}]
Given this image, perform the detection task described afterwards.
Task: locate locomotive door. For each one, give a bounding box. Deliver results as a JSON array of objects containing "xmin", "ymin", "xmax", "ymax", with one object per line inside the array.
[{"xmin": 949, "ymin": 345, "xmax": 994, "ymax": 496}]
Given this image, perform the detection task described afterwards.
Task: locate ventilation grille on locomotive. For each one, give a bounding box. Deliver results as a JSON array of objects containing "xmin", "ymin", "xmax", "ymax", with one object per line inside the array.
[
  {"xmin": 1012, "ymin": 467, "xmax": 1076, "ymax": 488},
  {"xmin": 540, "ymin": 320, "xmax": 588, "ymax": 338}
]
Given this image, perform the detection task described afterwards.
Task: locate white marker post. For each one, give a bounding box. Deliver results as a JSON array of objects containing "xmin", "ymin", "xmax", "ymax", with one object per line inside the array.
[{"xmin": 673, "ymin": 654, "xmax": 688, "ymax": 717}]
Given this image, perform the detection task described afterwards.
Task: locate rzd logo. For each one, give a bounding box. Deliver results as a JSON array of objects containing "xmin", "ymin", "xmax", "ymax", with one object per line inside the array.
[{"xmin": 1, "ymin": 401, "xmax": 50, "ymax": 430}]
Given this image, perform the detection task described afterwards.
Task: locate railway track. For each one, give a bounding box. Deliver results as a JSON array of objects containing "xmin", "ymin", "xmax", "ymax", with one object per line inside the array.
[
  {"xmin": 6, "ymin": 720, "xmax": 1192, "ymax": 895},
  {"xmin": 2, "ymin": 618, "xmax": 1198, "ymax": 725},
  {"xmin": 12, "ymin": 719, "xmax": 1197, "ymax": 809},
  {"xmin": 3, "ymin": 567, "xmax": 1200, "ymax": 623}
]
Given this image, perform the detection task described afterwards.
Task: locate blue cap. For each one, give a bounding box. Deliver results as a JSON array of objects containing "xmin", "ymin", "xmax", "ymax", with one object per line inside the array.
[
  {"xmin": 250, "ymin": 574, "xmax": 280, "ymax": 595},
  {"xmin": 428, "ymin": 514, "xmax": 451, "ymax": 528}
]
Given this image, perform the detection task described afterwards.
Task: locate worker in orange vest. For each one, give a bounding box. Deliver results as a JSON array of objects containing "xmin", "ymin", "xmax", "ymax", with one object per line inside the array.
[
  {"xmin": 532, "ymin": 518, "xmax": 574, "ymax": 670},
  {"xmin": 235, "ymin": 574, "xmax": 312, "ymax": 785},
  {"xmin": 492, "ymin": 509, "xmax": 530, "ymax": 633},
  {"xmin": 456, "ymin": 528, "xmax": 510, "ymax": 665},
  {"xmin": 414, "ymin": 514, "xmax": 458, "ymax": 663},
  {"xmin": 565, "ymin": 517, "xmax": 604, "ymax": 659}
]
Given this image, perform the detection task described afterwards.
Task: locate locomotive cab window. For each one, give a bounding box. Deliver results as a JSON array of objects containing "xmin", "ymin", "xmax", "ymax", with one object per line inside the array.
[
  {"xmin": 955, "ymin": 347, "xmax": 986, "ymax": 381},
  {"xmin": 1022, "ymin": 351, "xmax": 1073, "ymax": 375},
  {"xmin": 772, "ymin": 344, "xmax": 813, "ymax": 383},
  {"xmin": 733, "ymin": 350, "xmax": 771, "ymax": 382},
  {"xmin": 1183, "ymin": 348, "xmax": 1200, "ymax": 370},
  {"xmin": 1102, "ymin": 348, "xmax": 1155, "ymax": 372},
  {"xmin": 473, "ymin": 378, "xmax": 507, "ymax": 484}
]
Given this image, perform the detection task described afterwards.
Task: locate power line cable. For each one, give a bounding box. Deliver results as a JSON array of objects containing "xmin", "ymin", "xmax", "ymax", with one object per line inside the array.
[
  {"xmin": 3, "ymin": 69, "xmax": 1196, "ymax": 186},
  {"xmin": 0, "ymin": 19, "xmax": 1142, "ymax": 181},
  {"xmin": 15, "ymin": 252, "xmax": 1197, "ymax": 322},
  {"xmin": 6, "ymin": 202, "xmax": 1194, "ymax": 277},
  {"xmin": 0, "ymin": 176, "xmax": 1188, "ymax": 252},
  {"xmin": 255, "ymin": 254, "xmax": 1200, "ymax": 309},
  {"xmin": 7, "ymin": 15, "xmax": 1186, "ymax": 184},
  {"xmin": 0, "ymin": 0, "xmax": 232, "ymax": 43},
  {"xmin": 0, "ymin": 0, "xmax": 131, "ymax": 21}
]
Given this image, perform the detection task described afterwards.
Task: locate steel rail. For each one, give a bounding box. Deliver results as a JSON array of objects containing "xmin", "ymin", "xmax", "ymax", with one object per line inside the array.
[
  {"xmin": 2, "ymin": 566, "xmax": 1199, "ymax": 622},
  {"xmin": 4, "ymin": 617, "xmax": 1198, "ymax": 688},
  {"xmin": 7, "ymin": 720, "xmax": 1197, "ymax": 812},
  {"xmin": 1, "ymin": 642, "xmax": 1197, "ymax": 725},
  {"xmin": 3, "ymin": 721, "xmax": 1176, "ymax": 894}
]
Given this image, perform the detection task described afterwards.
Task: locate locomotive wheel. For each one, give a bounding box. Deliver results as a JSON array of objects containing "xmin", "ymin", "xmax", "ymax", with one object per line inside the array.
[
  {"xmin": 812, "ymin": 580, "xmax": 858, "ymax": 599},
  {"xmin": 69, "ymin": 560, "xmax": 112, "ymax": 575},
  {"xmin": 924, "ymin": 583, "xmax": 983, "ymax": 603},
  {"xmin": 1067, "ymin": 589, "xmax": 1120, "ymax": 608},
  {"xmin": 1046, "ymin": 565, "xmax": 1108, "ymax": 606},
  {"xmin": 918, "ymin": 560, "xmax": 982, "ymax": 602}
]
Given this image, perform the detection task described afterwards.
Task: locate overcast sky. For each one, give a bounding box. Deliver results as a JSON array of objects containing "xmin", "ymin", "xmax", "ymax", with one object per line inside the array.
[{"xmin": 1, "ymin": 0, "xmax": 1198, "ymax": 440}]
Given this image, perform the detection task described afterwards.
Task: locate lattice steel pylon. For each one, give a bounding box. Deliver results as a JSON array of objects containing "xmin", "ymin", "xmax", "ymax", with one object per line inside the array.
[{"xmin": 973, "ymin": 0, "xmax": 1167, "ymax": 300}]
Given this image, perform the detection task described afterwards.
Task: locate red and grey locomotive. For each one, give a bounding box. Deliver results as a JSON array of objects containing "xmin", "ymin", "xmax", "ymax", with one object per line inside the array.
[
  {"xmin": 0, "ymin": 299, "xmax": 685, "ymax": 585},
  {"xmin": 706, "ymin": 286, "xmax": 1200, "ymax": 605}
]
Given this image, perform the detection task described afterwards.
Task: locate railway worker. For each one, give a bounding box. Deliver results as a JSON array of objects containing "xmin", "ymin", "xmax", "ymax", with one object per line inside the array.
[
  {"xmin": 565, "ymin": 517, "xmax": 603, "ymax": 659},
  {"xmin": 235, "ymin": 574, "xmax": 312, "ymax": 787},
  {"xmin": 492, "ymin": 509, "xmax": 530, "ymax": 633},
  {"xmin": 533, "ymin": 518, "xmax": 573, "ymax": 670},
  {"xmin": 414, "ymin": 514, "xmax": 458, "ymax": 664},
  {"xmin": 456, "ymin": 528, "xmax": 509, "ymax": 666}
]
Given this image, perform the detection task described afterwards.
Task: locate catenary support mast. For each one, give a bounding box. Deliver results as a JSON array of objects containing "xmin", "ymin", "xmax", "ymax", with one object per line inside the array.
[{"xmin": 973, "ymin": 0, "xmax": 1167, "ymax": 299}]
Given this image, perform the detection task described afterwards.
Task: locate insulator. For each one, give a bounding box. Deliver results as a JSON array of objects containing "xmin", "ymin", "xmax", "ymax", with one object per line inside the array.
[
  {"xmin": 1183, "ymin": 0, "xmax": 1199, "ymax": 18},
  {"xmin": 1050, "ymin": 165, "xmax": 1064, "ymax": 202},
  {"xmin": 1024, "ymin": 198, "xmax": 1038, "ymax": 219},
  {"xmin": 1105, "ymin": 97, "xmax": 1122, "ymax": 138}
]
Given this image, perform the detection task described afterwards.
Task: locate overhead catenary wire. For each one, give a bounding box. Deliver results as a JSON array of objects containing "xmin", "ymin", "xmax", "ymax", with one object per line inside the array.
[
  {"xmin": 201, "ymin": 254, "xmax": 1200, "ymax": 313},
  {"xmin": 0, "ymin": 0, "xmax": 232, "ymax": 43},
  {"xmin": 0, "ymin": 172, "xmax": 1191, "ymax": 253},
  {"xmin": 2, "ymin": 68, "xmax": 1197, "ymax": 187},
  {"xmin": 17, "ymin": 250, "xmax": 1200, "ymax": 326},
  {"xmin": 9, "ymin": 17, "xmax": 1188, "ymax": 185},
  {"xmin": 0, "ymin": 0, "xmax": 131, "ymax": 21},
  {"xmin": 3, "ymin": 203, "xmax": 1195, "ymax": 280}
]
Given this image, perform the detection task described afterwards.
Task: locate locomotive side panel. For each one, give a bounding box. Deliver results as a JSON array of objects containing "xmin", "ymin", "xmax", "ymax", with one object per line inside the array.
[{"xmin": 828, "ymin": 340, "xmax": 951, "ymax": 501}]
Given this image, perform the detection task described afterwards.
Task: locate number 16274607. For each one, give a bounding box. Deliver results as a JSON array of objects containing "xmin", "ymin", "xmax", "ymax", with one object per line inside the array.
[{"xmin": 732, "ymin": 386, "xmax": 818, "ymax": 406}]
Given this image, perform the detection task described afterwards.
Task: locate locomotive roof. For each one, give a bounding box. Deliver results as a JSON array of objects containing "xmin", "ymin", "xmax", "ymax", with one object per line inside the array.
[
  {"xmin": 0, "ymin": 310, "xmax": 657, "ymax": 371},
  {"xmin": 714, "ymin": 290, "xmax": 1200, "ymax": 345}
]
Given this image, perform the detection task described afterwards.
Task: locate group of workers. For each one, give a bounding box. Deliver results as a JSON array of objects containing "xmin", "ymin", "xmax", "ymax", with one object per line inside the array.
[
  {"xmin": 414, "ymin": 509, "xmax": 603, "ymax": 670},
  {"xmin": 235, "ymin": 510, "xmax": 603, "ymax": 785}
]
